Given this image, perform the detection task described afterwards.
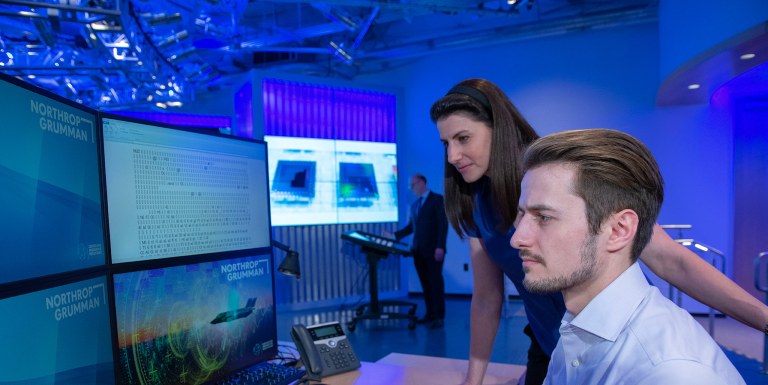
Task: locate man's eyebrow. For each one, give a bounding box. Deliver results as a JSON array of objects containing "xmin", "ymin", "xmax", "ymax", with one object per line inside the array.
[{"xmin": 519, "ymin": 204, "xmax": 557, "ymax": 213}]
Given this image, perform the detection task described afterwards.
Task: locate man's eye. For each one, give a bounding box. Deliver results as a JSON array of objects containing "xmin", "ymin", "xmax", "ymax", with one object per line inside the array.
[{"xmin": 533, "ymin": 214, "xmax": 552, "ymax": 225}]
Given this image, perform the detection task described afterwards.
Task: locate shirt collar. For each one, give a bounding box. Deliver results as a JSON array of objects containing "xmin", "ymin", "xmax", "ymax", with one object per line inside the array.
[{"xmin": 567, "ymin": 262, "xmax": 650, "ymax": 342}]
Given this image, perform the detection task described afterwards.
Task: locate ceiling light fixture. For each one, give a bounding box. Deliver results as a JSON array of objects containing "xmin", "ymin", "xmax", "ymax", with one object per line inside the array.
[
  {"xmin": 156, "ymin": 30, "xmax": 190, "ymax": 49},
  {"xmin": 0, "ymin": 51, "xmax": 13, "ymax": 66},
  {"xmin": 694, "ymin": 243, "xmax": 709, "ymax": 252},
  {"xmin": 169, "ymin": 47, "xmax": 196, "ymax": 61},
  {"xmin": 145, "ymin": 13, "xmax": 183, "ymax": 27},
  {"xmin": 63, "ymin": 79, "xmax": 77, "ymax": 95},
  {"xmin": 89, "ymin": 22, "xmax": 121, "ymax": 32},
  {"xmin": 329, "ymin": 8, "xmax": 358, "ymax": 30},
  {"xmin": 328, "ymin": 41, "xmax": 353, "ymax": 65},
  {"xmin": 508, "ymin": 0, "xmax": 534, "ymax": 13},
  {"xmin": 687, "ymin": 84, "xmax": 700, "ymax": 90},
  {"xmin": 740, "ymin": 53, "xmax": 756, "ymax": 60}
]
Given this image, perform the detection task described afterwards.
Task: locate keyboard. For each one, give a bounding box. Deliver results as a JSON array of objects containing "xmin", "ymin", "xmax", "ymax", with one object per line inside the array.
[{"xmin": 214, "ymin": 362, "xmax": 306, "ymax": 385}]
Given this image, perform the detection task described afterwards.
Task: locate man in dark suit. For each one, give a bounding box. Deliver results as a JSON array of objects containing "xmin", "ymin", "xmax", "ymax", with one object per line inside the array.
[{"xmin": 390, "ymin": 174, "xmax": 449, "ymax": 328}]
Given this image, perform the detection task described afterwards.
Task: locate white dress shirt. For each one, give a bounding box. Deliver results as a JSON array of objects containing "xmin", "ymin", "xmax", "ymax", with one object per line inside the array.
[{"xmin": 544, "ymin": 262, "xmax": 745, "ymax": 385}]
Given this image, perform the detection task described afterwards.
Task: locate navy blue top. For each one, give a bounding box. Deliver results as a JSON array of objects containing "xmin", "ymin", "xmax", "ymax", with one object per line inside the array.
[{"xmin": 466, "ymin": 178, "xmax": 566, "ymax": 356}]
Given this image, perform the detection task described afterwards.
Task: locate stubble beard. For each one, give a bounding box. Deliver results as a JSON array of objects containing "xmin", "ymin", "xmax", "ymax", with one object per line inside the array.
[{"xmin": 522, "ymin": 234, "xmax": 598, "ymax": 294}]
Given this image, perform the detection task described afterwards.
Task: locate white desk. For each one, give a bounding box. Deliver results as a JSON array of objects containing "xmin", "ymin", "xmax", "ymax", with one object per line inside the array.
[{"xmin": 310, "ymin": 353, "xmax": 524, "ymax": 385}]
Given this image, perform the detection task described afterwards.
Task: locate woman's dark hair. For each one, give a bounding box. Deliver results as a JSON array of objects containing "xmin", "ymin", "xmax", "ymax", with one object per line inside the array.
[{"xmin": 430, "ymin": 78, "xmax": 539, "ymax": 238}]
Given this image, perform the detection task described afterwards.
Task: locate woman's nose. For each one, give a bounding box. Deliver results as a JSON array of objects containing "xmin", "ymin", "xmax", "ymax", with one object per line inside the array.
[{"xmin": 446, "ymin": 143, "xmax": 461, "ymax": 164}]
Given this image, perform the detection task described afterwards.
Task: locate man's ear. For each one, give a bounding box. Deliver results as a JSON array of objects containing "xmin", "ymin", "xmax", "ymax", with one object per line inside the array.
[{"xmin": 606, "ymin": 209, "xmax": 638, "ymax": 253}]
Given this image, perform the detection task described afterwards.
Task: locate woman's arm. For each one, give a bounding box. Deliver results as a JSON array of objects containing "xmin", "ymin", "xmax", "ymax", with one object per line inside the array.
[
  {"xmin": 462, "ymin": 237, "xmax": 505, "ymax": 385},
  {"xmin": 640, "ymin": 224, "xmax": 768, "ymax": 331}
]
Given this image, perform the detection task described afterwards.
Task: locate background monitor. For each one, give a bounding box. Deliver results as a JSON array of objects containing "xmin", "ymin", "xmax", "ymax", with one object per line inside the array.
[
  {"xmin": 265, "ymin": 136, "xmax": 338, "ymax": 226},
  {"xmin": 265, "ymin": 135, "xmax": 398, "ymax": 226},
  {"xmin": 112, "ymin": 254, "xmax": 277, "ymax": 385},
  {"xmin": 0, "ymin": 73, "xmax": 105, "ymax": 285},
  {"xmin": 271, "ymin": 160, "xmax": 317, "ymax": 202},
  {"xmin": 101, "ymin": 115, "xmax": 271, "ymax": 264},
  {"xmin": 335, "ymin": 140, "xmax": 397, "ymax": 224},
  {"xmin": 0, "ymin": 274, "xmax": 114, "ymax": 384},
  {"xmin": 337, "ymin": 162, "xmax": 378, "ymax": 204}
]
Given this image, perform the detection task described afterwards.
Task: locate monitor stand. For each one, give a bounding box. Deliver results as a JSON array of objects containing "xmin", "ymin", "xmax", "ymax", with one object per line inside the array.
[{"xmin": 346, "ymin": 245, "xmax": 417, "ymax": 331}]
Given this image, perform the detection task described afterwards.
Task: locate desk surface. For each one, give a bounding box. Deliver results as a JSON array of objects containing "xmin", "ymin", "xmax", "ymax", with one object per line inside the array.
[{"xmin": 311, "ymin": 353, "xmax": 524, "ymax": 385}]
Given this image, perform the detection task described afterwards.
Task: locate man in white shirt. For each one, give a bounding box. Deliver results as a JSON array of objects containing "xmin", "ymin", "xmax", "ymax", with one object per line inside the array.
[{"xmin": 511, "ymin": 129, "xmax": 745, "ymax": 385}]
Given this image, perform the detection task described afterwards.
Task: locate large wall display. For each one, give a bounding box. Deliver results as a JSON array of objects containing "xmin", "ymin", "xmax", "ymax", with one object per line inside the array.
[{"xmin": 266, "ymin": 135, "xmax": 397, "ymax": 226}]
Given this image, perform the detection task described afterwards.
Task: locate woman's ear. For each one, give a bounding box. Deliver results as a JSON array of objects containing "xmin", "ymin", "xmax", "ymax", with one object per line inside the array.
[{"xmin": 606, "ymin": 209, "xmax": 638, "ymax": 253}]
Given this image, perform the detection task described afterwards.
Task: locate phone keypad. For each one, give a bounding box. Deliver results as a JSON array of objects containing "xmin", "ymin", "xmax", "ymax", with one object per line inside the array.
[{"xmin": 320, "ymin": 341, "xmax": 358, "ymax": 370}]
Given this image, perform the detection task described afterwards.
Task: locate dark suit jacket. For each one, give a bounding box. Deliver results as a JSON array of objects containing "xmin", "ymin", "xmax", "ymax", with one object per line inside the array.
[{"xmin": 394, "ymin": 191, "xmax": 449, "ymax": 257}]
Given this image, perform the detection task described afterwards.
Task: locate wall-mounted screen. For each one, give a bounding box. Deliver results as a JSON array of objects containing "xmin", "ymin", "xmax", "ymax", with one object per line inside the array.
[
  {"xmin": 0, "ymin": 73, "xmax": 105, "ymax": 285},
  {"xmin": 266, "ymin": 136, "xmax": 398, "ymax": 226},
  {"xmin": 0, "ymin": 275, "xmax": 114, "ymax": 384},
  {"xmin": 112, "ymin": 254, "xmax": 276, "ymax": 385},
  {"xmin": 101, "ymin": 115, "xmax": 271, "ymax": 263}
]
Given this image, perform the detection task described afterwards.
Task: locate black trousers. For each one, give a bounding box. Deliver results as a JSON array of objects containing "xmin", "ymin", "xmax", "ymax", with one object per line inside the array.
[
  {"xmin": 523, "ymin": 324, "xmax": 551, "ymax": 385},
  {"xmin": 413, "ymin": 253, "xmax": 445, "ymax": 320}
]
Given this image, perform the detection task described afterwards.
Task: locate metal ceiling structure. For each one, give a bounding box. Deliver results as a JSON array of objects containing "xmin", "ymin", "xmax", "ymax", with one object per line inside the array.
[{"xmin": 0, "ymin": 0, "xmax": 658, "ymax": 110}]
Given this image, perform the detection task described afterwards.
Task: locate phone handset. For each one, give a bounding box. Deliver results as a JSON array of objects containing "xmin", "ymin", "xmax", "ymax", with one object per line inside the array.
[
  {"xmin": 290, "ymin": 321, "xmax": 361, "ymax": 381},
  {"xmin": 291, "ymin": 324, "xmax": 323, "ymax": 381}
]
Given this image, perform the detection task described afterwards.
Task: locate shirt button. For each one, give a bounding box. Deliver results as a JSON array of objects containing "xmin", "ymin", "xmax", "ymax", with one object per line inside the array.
[{"xmin": 571, "ymin": 359, "xmax": 580, "ymax": 367}]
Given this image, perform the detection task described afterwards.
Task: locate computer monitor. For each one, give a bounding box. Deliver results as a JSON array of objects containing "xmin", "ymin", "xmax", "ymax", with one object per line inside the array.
[
  {"xmin": 100, "ymin": 114, "xmax": 271, "ymax": 264},
  {"xmin": 112, "ymin": 253, "xmax": 277, "ymax": 385},
  {"xmin": 335, "ymin": 139, "xmax": 397, "ymax": 224},
  {"xmin": 271, "ymin": 160, "xmax": 317, "ymax": 203},
  {"xmin": 265, "ymin": 135, "xmax": 398, "ymax": 226},
  {"xmin": 337, "ymin": 162, "xmax": 378, "ymax": 204},
  {"xmin": 0, "ymin": 73, "xmax": 105, "ymax": 285},
  {"xmin": 265, "ymin": 136, "xmax": 337, "ymax": 226},
  {"xmin": 0, "ymin": 274, "xmax": 114, "ymax": 384}
]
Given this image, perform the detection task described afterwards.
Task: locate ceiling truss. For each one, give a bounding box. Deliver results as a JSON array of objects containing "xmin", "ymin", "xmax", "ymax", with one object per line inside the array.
[{"xmin": 0, "ymin": 0, "xmax": 658, "ymax": 109}]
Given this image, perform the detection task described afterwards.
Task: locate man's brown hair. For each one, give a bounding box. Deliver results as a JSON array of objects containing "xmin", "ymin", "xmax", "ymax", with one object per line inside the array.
[{"xmin": 522, "ymin": 129, "xmax": 664, "ymax": 261}]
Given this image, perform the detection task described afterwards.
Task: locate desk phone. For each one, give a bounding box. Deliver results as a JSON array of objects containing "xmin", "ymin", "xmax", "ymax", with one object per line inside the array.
[{"xmin": 291, "ymin": 321, "xmax": 361, "ymax": 381}]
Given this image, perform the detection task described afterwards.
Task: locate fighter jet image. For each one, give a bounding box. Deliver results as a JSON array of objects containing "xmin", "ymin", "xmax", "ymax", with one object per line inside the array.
[{"xmin": 210, "ymin": 297, "xmax": 257, "ymax": 324}]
